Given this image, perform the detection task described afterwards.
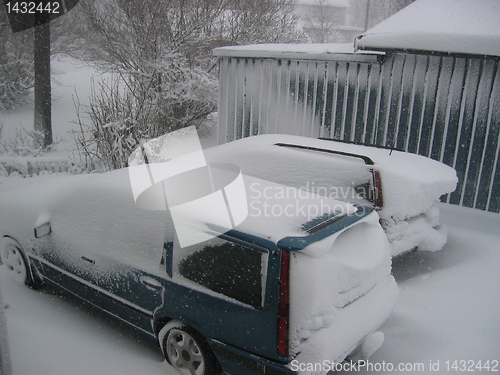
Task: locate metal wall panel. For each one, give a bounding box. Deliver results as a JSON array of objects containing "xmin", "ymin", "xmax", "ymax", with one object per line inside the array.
[{"xmin": 217, "ymin": 52, "xmax": 500, "ymax": 212}]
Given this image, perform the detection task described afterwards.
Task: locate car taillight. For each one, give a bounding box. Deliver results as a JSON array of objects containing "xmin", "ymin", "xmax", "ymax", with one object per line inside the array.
[
  {"xmin": 372, "ymin": 169, "xmax": 384, "ymax": 209},
  {"xmin": 277, "ymin": 250, "xmax": 290, "ymax": 357}
]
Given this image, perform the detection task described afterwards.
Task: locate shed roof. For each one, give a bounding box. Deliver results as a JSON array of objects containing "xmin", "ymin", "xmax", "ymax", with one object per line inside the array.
[
  {"xmin": 355, "ymin": 0, "xmax": 500, "ymax": 57},
  {"xmin": 213, "ymin": 43, "xmax": 382, "ymax": 62}
]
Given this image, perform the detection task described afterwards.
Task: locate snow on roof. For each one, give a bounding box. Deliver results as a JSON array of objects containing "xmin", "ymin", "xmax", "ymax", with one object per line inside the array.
[
  {"xmin": 213, "ymin": 43, "xmax": 382, "ymax": 61},
  {"xmin": 355, "ymin": 0, "xmax": 500, "ymax": 57}
]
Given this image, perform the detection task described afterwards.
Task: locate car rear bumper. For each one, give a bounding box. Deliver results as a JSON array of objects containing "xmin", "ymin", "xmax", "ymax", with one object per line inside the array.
[
  {"xmin": 290, "ymin": 275, "xmax": 398, "ymax": 374},
  {"xmin": 208, "ymin": 276, "xmax": 398, "ymax": 375}
]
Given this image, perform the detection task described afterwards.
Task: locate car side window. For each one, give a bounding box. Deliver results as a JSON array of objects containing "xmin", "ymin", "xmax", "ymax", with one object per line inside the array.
[{"xmin": 175, "ymin": 238, "xmax": 268, "ymax": 309}]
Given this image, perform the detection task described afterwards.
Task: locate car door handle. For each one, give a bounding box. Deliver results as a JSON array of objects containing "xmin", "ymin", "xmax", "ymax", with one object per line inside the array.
[
  {"xmin": 140, "ymin": 276, "xmax": 163, "ymax": 292},
  {"xmin": 81, "ymin": 256, "xmax": 95, "ymax": 264}
]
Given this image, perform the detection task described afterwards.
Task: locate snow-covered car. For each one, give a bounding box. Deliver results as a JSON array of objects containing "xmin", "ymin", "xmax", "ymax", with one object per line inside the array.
[
  {"xmin": 205, "ymin": 135, "xmax": 458, "ymax": 256},
  {"xmin": 0, "ymin": 166, "xmax": 398, "ymax": 375}
]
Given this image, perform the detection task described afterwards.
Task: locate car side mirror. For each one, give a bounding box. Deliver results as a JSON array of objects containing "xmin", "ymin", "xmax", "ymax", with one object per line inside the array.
[{"xmin": 34, "ymin": 222, "xmax": 51, "ymax": 238}]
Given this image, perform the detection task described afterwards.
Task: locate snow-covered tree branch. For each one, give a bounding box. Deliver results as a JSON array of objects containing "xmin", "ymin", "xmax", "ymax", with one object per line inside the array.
[{"xmin": 70, "ymin": 0, "xmax": 305, "ymax": 170}]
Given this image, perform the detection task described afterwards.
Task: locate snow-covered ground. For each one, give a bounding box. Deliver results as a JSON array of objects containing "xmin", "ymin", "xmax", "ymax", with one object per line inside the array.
[
  {"xmin": 0, "ymin": 57, "xmax": 101, "ymax": 155},
  {"xmin": 1, "ymin": 202, "xmax": 499, "ymax": 375},
  {"xmin": 1, "ymin": 55, "xmax": 499, "ymax": 375}
]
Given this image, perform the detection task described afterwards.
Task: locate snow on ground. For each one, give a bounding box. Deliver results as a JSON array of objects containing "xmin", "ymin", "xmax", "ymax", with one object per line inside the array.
[
  {"xmin": 0, "ymin": 203, "xmax": 499, "ymax": 375},
  {"xmin": 347, "ymin": 204, "xmax": 500, "ymax": 374},
  {"xmin": 0, "ymin": 56, "xmax": 217, "ymax": 168},
  {"xmin": 0, "ymin": 55, "xmax": 498, "ymax": 375},
  {"xmin": 1, "ymin": 57, "xmax": 102, "ymax": 156}
]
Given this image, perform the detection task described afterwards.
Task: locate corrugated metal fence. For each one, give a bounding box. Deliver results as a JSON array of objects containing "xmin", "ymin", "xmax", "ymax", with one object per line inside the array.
[{"xmin": 217, "ymin": 52, "xmax": 500, "ymax": 213}]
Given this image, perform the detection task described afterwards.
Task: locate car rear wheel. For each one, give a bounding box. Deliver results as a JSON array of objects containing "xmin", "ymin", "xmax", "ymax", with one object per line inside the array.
[
  {"xmin": 0, "ymin": 237, "xmax": 39, "ymax": 287},
  {"xmin": 159, "ymin": 320, "xmax": 222, "ymax": 375}
]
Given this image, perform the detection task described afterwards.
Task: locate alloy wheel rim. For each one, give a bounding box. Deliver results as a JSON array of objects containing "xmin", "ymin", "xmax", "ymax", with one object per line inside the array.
[
  {"xmin": 1, "ymin": 245, "xmax": 27, "ymax": 283},
  {"xmin": 166, "ymin": 329, "xmax": 205, "ymax": 375}
]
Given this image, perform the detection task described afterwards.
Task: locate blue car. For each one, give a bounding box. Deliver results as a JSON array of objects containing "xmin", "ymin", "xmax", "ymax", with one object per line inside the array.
[{"xmin": 0, "ymin": 167, "xmax": 397, "ymax": 375}]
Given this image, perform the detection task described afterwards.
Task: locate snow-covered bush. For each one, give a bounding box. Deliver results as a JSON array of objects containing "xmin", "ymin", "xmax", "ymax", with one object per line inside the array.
[
  {"xmin": 0, "ymin": 54, "xmax": 33, "ymax": 111},
  {"xmin": 221, "ymin": 0, "xmax": 306, "ymax": 44},
  {"xmin": 74, "ymin": 59, "xmax": 218, "ymax": 171},
  {"xmin": 0, "ymin": 125, "xmax": 83, "ymax": 177},
  {"xmin": 0, "ymin": 126, "xmax": 46, "ymax": 157},
  {"xmin": 69, "ymin": 0, "xmax": 304, "ymax": 171},
  {"xmin": 0, "ymin": 18, "xmax": 34, "ymax": 111}
]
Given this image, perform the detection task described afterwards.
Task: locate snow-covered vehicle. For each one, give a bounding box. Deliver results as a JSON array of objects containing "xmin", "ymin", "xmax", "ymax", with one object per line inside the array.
[
  {"xmin": 0, "ymin": 166, "xmax": 398, "ymax": 375},
  {"xmin": 205, "ymin": 135, "xmax": 458, "ymax": 256}
]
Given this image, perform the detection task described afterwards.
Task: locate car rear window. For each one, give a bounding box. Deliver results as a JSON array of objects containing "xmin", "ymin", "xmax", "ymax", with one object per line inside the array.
[{"xmin": 177, "ymin": 240, "xmax": 268, "ymax": 308}]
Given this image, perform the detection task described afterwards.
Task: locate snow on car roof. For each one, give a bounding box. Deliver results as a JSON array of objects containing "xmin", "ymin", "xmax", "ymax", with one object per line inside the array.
[
  {"xmin": 74, "ymin": 168, "xmax": 358, "ymax": 244},
  {"xmin": 0, "ymin": 165, "xmax": 358, "ymax": 254},
  {"xmin": 205, "ymin": 134, "xmax": 458, "ymax": 221},
  {"xmin": 355, "ymin": 0, "xmax": 500, "ymax": 57},
  {"xmin": 236, "ymin": 174, "xmax": 359, "ymax": 245}
]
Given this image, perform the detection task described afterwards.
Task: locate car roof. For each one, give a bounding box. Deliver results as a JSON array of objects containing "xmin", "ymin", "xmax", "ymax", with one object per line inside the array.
[
  {"xmin": 205, "ymin": 134, "xmax": 457, "ymax": 188},
  {"xmin": 208, "ymin": 134, "xmax": 412, "ymax": 166}
]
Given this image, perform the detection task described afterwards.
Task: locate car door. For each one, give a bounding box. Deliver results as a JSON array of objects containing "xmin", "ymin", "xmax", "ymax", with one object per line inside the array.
[
  {"xmin": 33, "ymin": 225, "xmax": 164, "ymax": 332},
  {"xmin": 159, "ymin": 233, "xmax": 282, "ymax": 356},
  {"xmin": 31, "ymin": 190, "xmax": 170, "ymax": 334}
]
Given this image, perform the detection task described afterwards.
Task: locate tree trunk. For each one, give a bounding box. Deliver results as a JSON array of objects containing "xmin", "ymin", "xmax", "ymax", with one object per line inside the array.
[{"xmin": 34, "ymin": 20, "xmax": 52, "ymax": 148}]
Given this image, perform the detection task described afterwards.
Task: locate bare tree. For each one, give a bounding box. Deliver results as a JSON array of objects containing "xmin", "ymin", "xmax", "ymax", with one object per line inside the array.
[
  {"xmin": 365, "ymin": 0, "xmax": 415, "ymax": 30},
  {"xmin": 301, "ymin": 0, "xmax": 340, "ymax": 43},
  {"xmin": 33, "ymin": 18, "xmax": 52, "ymax": 148},
  {"xmin": 1, "ymin": 4, "xmax": 83, "ymax": 150},
  {"xmin": 222, "ymin": 0, "xmax": 306, "ymax": 44}
]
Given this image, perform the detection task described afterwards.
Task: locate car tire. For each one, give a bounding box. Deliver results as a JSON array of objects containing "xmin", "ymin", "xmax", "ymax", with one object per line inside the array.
[
  {"xmin": 0, "ymin": 237, "xmax": 40, "ymax": 287},
  {"xmin": 159, "ymin": 320, "xmax": 222, "ymax": 375}
]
